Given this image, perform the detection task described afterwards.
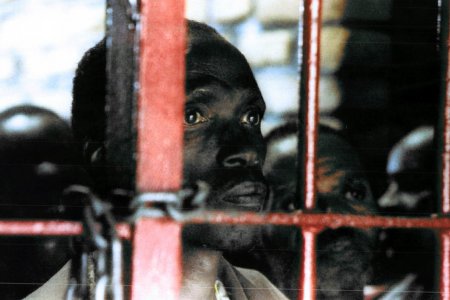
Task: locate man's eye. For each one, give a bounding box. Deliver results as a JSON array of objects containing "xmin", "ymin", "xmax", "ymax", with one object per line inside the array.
[
  {"xmin": 241, "ymin": 109, "xmax": 261, "ymax": 126},
  {"xmin": 344, "ymin": 184, "xmax": 366, "ymax": 201},
  {"xmin": 184, "ymin": 109, "xmax": 207, "ymax": 125}
]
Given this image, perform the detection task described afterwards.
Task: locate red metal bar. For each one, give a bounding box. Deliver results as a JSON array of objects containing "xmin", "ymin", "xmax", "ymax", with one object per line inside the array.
[
  {"xmin": 443, "ymin": 9, "xmax": 450, "ymax": 214},
  {"xmin": 299, "ymin": 229, "xmax": 318, "ymax": 300},
  {"xmin": 441, "ymin": 230, "xmax": 450, "ymax": 300},
  {"xmin": 132, "ymin": 0, "xmax": 185, "ymax": 299},
  {"xmin": 187, "ymin": 212, "xmax": 450, "ymax": 228},
  {"xmin": 300, "ymin": 0, "xmax": 321, "ymax": 211},
  {"xmin": 0, "ymin": 221, "xmax": 82, "ymax": 236},
  {"xmin": 130, "ymin": 218, "xmax": 183, "ymax": 300},
  {"xmin": 0, "ymin": 213, "xmax": 444, "ymax": 238},
  {"xmin": 136, "ymin": 0, "xmax": 185, "ymax": 192},
  {"xmin": 2, "ymin": 213, "xmax": 450, "ymax": 237},
  {"xmin": 0, "ymin": 221, "xmax": 131, "ymax": 238}
]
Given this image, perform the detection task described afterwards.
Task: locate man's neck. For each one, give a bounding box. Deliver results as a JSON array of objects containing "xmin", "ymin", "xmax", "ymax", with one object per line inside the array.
[{"xmin": 180, "ymin": 248, "xmax": 222, "ymax": 300}]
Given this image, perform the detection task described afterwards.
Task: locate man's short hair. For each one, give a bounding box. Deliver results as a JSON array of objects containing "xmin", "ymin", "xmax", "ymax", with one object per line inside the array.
[
  {"xmin": 71, "ymin": 39, "xmax": 106, "ymax": 145},
  {"xmin": 71, "ymin": 20, "xmax": 225, "ymax": 146}
]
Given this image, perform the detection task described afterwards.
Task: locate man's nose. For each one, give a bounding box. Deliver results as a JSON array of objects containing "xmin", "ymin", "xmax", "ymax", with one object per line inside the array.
[{"xmin": 222, "ymin": 149, "xmax": 260, "ymax": 168}]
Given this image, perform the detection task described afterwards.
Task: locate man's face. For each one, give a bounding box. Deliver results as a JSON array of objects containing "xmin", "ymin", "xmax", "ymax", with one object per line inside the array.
[
  {"xmin": 181, "ymin": 25, "xmax": 267, "ymax": 251},
  {"xmin": 316, "ymin": 132, "xmax": 375, "ymax": 214},
  {"xmin": 378, "ymin": 126, "xmax": 435, "ymax": 214},
  {"xmin": 264, "ymin": 127, "xmax": 375, "ymax": 299},
  {"xmin": 183, "ymin": 32, "xmax": 267, "ymax": 212},
  {"xmin": 264, "ymin": 128, "xmax": 374, "ymax": 214}
]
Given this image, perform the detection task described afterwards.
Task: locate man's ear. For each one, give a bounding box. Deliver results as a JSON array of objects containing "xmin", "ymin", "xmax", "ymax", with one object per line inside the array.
[{"xmin": 82, "ymin": 140, "xmax": 105, "ymax": 165}]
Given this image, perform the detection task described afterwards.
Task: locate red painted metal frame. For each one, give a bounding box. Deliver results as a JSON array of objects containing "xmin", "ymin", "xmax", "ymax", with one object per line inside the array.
[
  {"xmin": 135, "ymin": 0, "xmax": 185, "ymax": 192},
  {"xmin": 0, "ymin": 221, "xmax": 131, "ymax": 238},
  {"xmin": 298, "ymin": 0, "xmax": 322, "ymax": 298},
  {"xmin": 301, "ymin": 0, "xmax": 321, "ymax": 213},
  {"xmin": 299, "ymin": 229, "xmax": 318, "ymax": 300},
  {"xmin": 0, "ymin": 0, "xmax": 446, "ymax": 300},
  {"xmin": 131, "ymin": 219, "xmax": 182, "ymax": 300},
  {"xmin": 441, "ymin": 231, "xmax": 450, "ymax": 300},
  {"xmin": 187, "ymin": 212, "xmax": 450, "ymax": 229},
  {"xmin": 2, "ymin": 213, "xmax": 450, "ymax": 237},
  {"xmin": 440, "ymin": 2, "xmax": 450, "ymax": 298},
  {"xmin": 132, "ymin": 0, "xmax": 185, "ymax": 299},
  {"xmin": 0, "ymin": 221, "xmax": 82, "ymax": 236},
  {"xmin": 128, "ymin": 0, "xmax": 450, "ymax": 296},
  {"xmin": 443, "ymin": 15, "xmax": 450, "ymax": 215}
]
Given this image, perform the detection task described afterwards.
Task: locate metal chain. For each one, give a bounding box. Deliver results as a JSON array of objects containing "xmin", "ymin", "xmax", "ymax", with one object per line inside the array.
[
  {"xmin": 128, "ymin": 180, "xmax": 209, "ymax": 222},
  {"xmin": 64, "ymin": 185, "xmax": 124, "ymax": 300},
  {"xmin": 63, "ymin": 180, "xmax": 208, "ymax": 300}
]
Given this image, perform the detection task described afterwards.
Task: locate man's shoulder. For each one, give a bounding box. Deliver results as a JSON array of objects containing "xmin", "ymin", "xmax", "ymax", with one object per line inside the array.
[
  {"xmin": 235, "ymin": 266, "xmax": 289, "ymax": 300},
  {"xmin": 23, "ymin": 261, "xmax": 70, "ymax": 300},
  {"xmin": 220, "ymin": 257, "xmax": 289, "ymax": 300}
]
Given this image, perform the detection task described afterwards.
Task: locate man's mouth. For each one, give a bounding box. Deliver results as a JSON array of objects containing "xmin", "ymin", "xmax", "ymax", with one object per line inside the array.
[{"xmin": 219, "ymin": 182, "xmax": 267, "ymax": 210}]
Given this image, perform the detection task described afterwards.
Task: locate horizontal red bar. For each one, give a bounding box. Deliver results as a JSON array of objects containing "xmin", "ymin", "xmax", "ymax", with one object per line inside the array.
[
  {"xmin": 186, "ymin": 212, "xmax": 450, "ymax": 229},
  {"xmin": 0, "ymin": 221, "xmax": 131, "ymax": 239},
  {"xmin": 0, "ymin": 213, "xmax": 449, "ymax": 237}
]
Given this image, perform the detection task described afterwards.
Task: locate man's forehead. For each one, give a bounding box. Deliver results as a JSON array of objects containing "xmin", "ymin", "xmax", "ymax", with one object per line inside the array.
[
  {"xmin": 186, "ymin": 52, "xmax": 258, "ymax": 90},
  {"xmin": 186, "ymin": 23, "xmax": 260, "ymax": 91},
  {"xmin": 187, "ymin": 82, "xmax": 261, "ymax": 99},
  {"xmin": 186, "ymin": 78, "xmax": 266, "ymax": 113},
  {"xmin": 318, "ymin": 133, "xmax": 363, "ymax": 170}
]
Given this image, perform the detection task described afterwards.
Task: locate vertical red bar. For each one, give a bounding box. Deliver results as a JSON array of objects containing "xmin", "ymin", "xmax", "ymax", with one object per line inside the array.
[
  {"xmin": 297, "ymin": 0, "xmax": 321, "ymax": 298},
  {"xmin": 439, "ymin": 3, "xmax": 449, "ymax": 298},
  {"xmin": 136, "ymin": 0, "xmax": 186, "ymax": 191},
  {"xmin": 301, "ymin": 0, "xmax": 322, "ymax": 210},
  {"xmin": 442, "ymin": 13, "xmax": 450, "ymax": 214},
  {"xmin": 299, "ymin": 229, "xmax": 317, "ymax": 300},
  {"xmin": 131, "ymin": 1, "xmax": 185, "ymax": 300},
  {"xmin": 440, "ymin": 230, "xmax": 450, "ymax": 300},
  {"xmin": 131, "ymin": 219, "xmax": 182, "ymax": 300}
]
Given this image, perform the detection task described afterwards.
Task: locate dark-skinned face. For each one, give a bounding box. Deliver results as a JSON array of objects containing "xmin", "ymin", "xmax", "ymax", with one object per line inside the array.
[
  {"xmin": 75, "ymin": 23, "xmax": 268, "ymax": 213},
  {"xmin": 74, "ymin": 23, "xmax": 267, "ymax": 251},
  {"xmin": 181, "ymin": 22, "xmax": 267, "ymax": 251},
  {"xmin": 263, "ymin": 125, "xmax": 375, "ymax": 299},
  {"xmin": 264, "ymin": 127, "xmax": 374, "ymax": 214},
  {"xmin": 378, "ymin": 126, "xmax": 435, "ymax": 214},
  {"xmin": 316, "ymin": 132, "xmax": 375, "ymax": 214},
  {"xmin": 183, "ymin": 24, "xmax": 267, "ymax": 212}
]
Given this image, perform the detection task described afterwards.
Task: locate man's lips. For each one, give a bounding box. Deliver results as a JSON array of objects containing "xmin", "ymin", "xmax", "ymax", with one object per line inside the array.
[{"xmin": 219, "ymin": 181, "xmax": 267, "ymax": 209}]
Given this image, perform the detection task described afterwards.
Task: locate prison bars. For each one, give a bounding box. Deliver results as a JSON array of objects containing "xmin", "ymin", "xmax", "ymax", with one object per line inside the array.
[{"xmin": 0, "ymin": 0, "xmax": 448, "ymax": 299}]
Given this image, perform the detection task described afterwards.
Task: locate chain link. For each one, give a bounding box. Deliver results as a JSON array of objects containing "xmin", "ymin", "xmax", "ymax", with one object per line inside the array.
[
  {"xmin": 63, "ymin": 180, "xmax": 208, "ymax": 300},
  {"xmin": 128, "ymin": 180, "xmax": 209, "ymax": 222},
  {"xmin": 64, "ymin": 185, "xmax": 124, "ymax": 300}
]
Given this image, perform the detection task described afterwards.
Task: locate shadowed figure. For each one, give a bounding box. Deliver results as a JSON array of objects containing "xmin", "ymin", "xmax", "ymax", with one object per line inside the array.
[
  {"xmin": 251, "ymin": 122, "xmax": 376, "ymax": 300},
  {"xmin": 0, "ymin": 105, "xmax": 85, "ymax": 299},
  {"xmin": 371, "ymin": 126, "xmax": 437, "ymax": 298},
  {"xmin": 378, "ymin": 126, "xmax": 435, "ymax": 215},
  {"xmin": 70, "ymin": 20, "xmax": 286, "ymax": 300}
]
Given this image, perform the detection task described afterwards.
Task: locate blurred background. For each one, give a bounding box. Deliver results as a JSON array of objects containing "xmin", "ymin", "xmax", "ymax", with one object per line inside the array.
[
  {"xmin": 0, "ymin": 0, "xmax": 442, "ymax": 199},
  {"xmin": 0, "ymin": 0, "xmax": 104, "ymax": 119}
]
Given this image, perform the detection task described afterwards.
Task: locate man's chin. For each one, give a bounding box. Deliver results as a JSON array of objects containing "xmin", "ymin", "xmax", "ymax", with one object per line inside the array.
[{"xmin": 183, "ymin": 224, "xmax": 263, "ymax": 251}]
